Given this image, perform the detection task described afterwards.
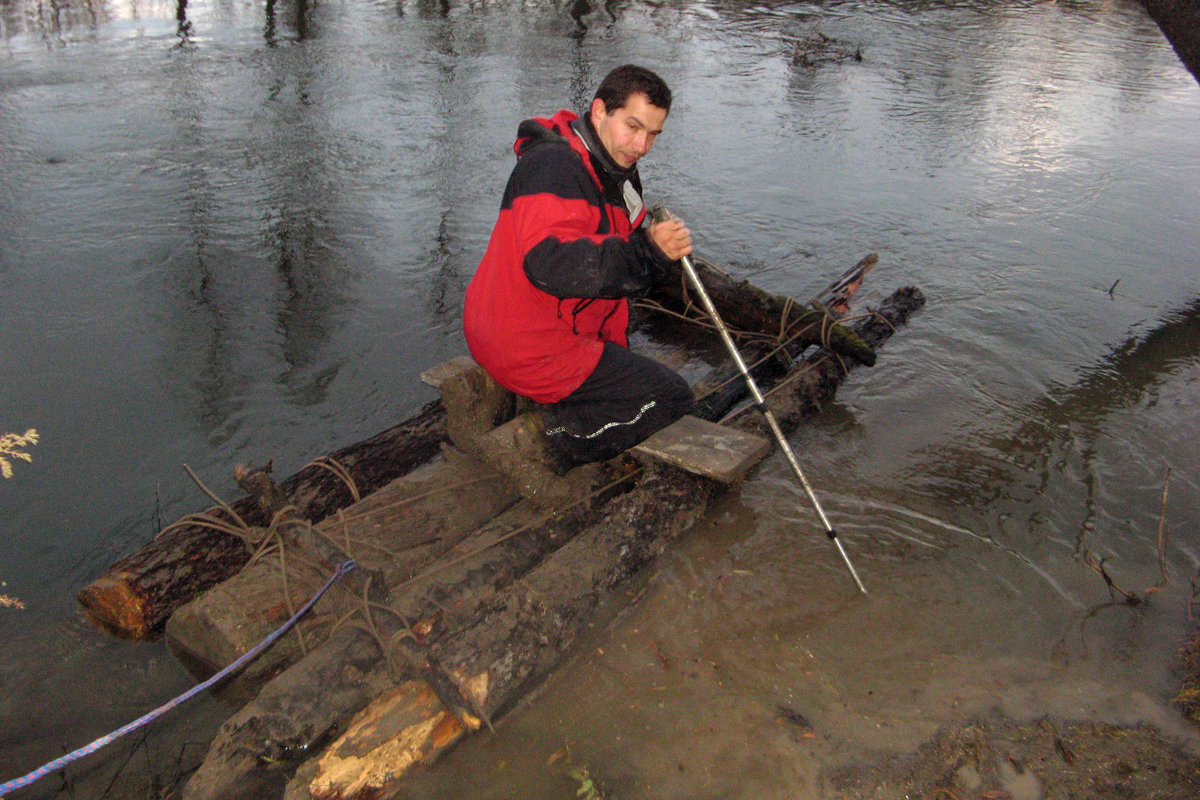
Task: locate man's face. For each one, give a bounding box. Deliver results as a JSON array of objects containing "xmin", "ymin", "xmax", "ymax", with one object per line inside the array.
[{"xmin": 589, "ymin": 92, "xmax": 668, "ymax": 170}]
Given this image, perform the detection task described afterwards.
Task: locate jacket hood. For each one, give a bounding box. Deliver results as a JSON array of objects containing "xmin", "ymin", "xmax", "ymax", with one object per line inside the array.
[{"xmin": 513, "ymin": 109, "xmax": 580, "ymax": 159}]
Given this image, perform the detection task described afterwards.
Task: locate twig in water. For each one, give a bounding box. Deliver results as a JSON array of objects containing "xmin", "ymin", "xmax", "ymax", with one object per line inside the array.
[
  {"xmin": 1108, "ymin": 279, "xmax": 1120, "ymax": 297},
  {"xmin": 1081, "ymin": 549, "xmax": 1141, "ymax": 604},
  {"xmin": 1079, "ymin": 466, "xmax": 1173, "ymax": 606},
  {"xmin": 153, "ymin": 481, "xmax": 164, "ymax": 536},
  {"xmin": 1145, "ymin": 467, "xmax": 1172, "ymax": 601}
]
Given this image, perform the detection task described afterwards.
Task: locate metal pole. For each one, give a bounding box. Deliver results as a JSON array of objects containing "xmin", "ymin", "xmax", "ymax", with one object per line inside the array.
[{"xmin": 674, "ymin": 244, "xmax": 868, "ymax": 594}]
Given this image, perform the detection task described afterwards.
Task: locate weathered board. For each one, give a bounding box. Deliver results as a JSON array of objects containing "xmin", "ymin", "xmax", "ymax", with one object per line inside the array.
[{"xmin": 631, "ymin": 413, "xmax": 771, "ymax": 482}]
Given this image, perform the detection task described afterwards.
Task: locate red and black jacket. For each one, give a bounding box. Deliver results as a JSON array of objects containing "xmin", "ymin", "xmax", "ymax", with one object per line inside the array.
[{"xmin": 464, "ymin": 109, "xmax": 674, "ymax": 403}]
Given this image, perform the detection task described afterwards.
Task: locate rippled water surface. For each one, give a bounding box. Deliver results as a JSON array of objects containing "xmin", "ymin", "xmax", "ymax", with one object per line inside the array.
[{"xmin": 1, "ymin": 0, "xmax": 1198, "ymax": 796}]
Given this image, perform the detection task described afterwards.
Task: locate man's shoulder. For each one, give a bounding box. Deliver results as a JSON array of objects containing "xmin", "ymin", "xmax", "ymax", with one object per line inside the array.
[
  {"xmin": 507, "ymin": 133, "xmax": 593, "ymax": 202},
  {"xmin": 516, "ymin": 135, "xmax": 584, "ymax": 172}
]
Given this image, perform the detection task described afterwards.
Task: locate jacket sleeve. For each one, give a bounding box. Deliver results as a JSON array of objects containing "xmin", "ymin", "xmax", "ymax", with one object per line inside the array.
[{"xmin": 507, "ymin": 144, "xmax": 676, "ymax": 300}]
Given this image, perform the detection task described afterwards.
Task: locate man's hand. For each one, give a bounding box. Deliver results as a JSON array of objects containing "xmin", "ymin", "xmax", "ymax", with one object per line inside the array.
[{"xmin": 648, "ymin": 218, "xmax": 693, "ymax": 262}]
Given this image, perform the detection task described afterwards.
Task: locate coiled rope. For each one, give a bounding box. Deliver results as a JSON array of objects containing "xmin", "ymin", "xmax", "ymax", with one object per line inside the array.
[{"xmin": 0, "ymin": 559, "xmax": 358, "ymax": 798}]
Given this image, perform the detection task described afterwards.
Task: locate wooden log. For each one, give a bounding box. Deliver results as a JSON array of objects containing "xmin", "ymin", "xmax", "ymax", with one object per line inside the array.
[
  {"xmin": 165, "ymin": 449, "xmax": 523, "ymax": 686},
  {"xmin": 288, "ymin": 681, "xmax": 470, "ymax": 800},
  {"xmin": 688, "ymin": 254, "xmax": 876, "ymax": 421},
  {"xmin": 278, "ymin": 285, "xmax": 924, "ymax": 800},
  {"xmin": 649, "ymin": 253, "xmax": 878, "ymax": 366},
  {"xmin": 181, "ymin": 627, "xmax": 394, "ymax": 800},
  {"xmin": 77, "ymin": 401, "xmax": 450, "ymax": 640}
]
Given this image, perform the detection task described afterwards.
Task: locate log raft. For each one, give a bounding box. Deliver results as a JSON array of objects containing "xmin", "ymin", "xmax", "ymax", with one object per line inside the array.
[
  {"xmin": 76, "ymin": 254, "xmax": 878, "ymax": 641},
  {"xmin": 160, "ymin": 257, "xmax": 877, "ymax": 693},
  {"xmin": 72, "ymin": 250, "xmax": 921, "ymax": 800},
  {"xmin": 280, "ymin": 286, "xmax": 923, "ymax": 800},
  {"xmin": 169, "ymin": 264, "xmax": 922, "ymax": 800}
]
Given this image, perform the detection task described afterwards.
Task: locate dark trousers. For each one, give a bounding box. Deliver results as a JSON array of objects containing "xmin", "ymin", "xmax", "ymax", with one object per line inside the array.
[{"xmin": 541, "ymin": 341, "xmax": 693, "ymax": 466}]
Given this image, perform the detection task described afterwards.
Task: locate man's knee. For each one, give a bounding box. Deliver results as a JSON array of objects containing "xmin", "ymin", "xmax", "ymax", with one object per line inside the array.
[{"xmin": 652, "ymin": 365, "xmax": 694, "ymax": 423}]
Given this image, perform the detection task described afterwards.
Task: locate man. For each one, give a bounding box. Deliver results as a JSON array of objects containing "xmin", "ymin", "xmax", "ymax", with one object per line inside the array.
[{"xmin": 458, "ymin": 65, "xmax": 693, "ymax": 500}]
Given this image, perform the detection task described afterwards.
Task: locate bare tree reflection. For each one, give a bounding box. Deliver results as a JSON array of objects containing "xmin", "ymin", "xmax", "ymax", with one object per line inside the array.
[
  {"xmin": 912, "ymin": 300, "xmax": 1200, "ymax": 526},
  {"xmin": 153, "ymin": 0, "xmax": 353, "ymax": 433},
  {"xmin": 174, "ymin": 0, "xmax": 193, "ymax": 49},
  {"xmin": 265, "ymin": 0, "xmax": 316, "ymax": 45}
]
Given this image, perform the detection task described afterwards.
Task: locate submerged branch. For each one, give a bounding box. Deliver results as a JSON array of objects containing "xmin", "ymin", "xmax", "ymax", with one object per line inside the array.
[{"xmin": 1077, "ymin": 467, "xmax": 1174, "ymax": 606}]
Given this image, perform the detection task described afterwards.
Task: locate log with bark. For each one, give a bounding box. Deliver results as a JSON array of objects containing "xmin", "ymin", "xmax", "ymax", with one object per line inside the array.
[
  {"xmin": 646, "ymin": 253, "xmax": 879, "ymax": 366},
  {"xmin": 180, "ymin": 281, "xmax": 923, "ymax": 800},
  {"xmin": 77, "ymin": 402, "xmax": 450, "ymax": 639}
]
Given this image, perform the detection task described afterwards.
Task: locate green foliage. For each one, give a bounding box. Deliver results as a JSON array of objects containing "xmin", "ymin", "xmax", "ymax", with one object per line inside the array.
[{"xmin": 566, "ymin": 765, "xmax": 604, "ymax": 800}]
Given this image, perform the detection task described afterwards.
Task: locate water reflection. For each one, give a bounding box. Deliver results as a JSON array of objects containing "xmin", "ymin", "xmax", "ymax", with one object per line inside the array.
[
  {"xmin": 256, "ymin": 57, "xmax": 351, "ymax": 408},
  {"xmin": 174, "ymin": 0, "xmax": 192, "ymax": 48},
  {"xmin": 264, "ymin": 0, "xmax": 313, "ymax": 44},
  {"xmin": 0, "ymin": 0, "xmax": 108, "ymax": 44},
  {"xmin": 150, "ymin": 6, "xmax": 354, "ymax": 429},
  {"xmin": 914, "ymin": 299, "xmax": 1200, "ymax": 550}
]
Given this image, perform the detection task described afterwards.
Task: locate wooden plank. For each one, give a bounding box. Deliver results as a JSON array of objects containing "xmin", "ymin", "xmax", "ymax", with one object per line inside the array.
[
  {"xmin": 419, "ymin": 356, "xmax": 478, "ymax": 388},
  {"xmin": 631, "ymin": 415, "xmax": 771, "ymax": 483}
]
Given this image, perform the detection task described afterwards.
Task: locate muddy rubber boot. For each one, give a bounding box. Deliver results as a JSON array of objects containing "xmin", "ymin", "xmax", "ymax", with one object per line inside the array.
[
  {"xmin": 481, "ymin": 412, "xmax": 579, "ymax": 510},
  {"xmin": 439, "ymin": 366, "xmax": 513, "ymax": 459}
]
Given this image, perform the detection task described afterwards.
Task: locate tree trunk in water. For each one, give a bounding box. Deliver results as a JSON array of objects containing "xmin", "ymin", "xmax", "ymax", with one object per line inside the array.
[
  {"xmin": 76, "ymin": 402, "xmax": 449, "ymax": 639},
  {"xmin": 1141, "ymin": 0, "xmax": 1200, "ymax": 83},
  {"xmin": 181, "ymin": 627, "xmax": 395, "ymax": 800},
  {"xmin": 647, "ymin": 253, "xmax": 879, "ymax": 366}
]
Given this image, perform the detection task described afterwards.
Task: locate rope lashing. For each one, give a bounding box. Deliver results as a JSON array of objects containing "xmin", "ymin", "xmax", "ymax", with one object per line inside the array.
[{"xmin": 0, "ymin": 559, "xmax": 358, "ymax": 798}]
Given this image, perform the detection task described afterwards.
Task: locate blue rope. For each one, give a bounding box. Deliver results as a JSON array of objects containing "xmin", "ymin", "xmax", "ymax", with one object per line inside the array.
[{"xmin": 0, "ymin": 559, "xmax": 358, "ymax": 797}]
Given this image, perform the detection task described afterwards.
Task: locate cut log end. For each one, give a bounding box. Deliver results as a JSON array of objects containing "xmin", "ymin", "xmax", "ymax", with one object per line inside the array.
[
  {"xmin": 76, "ymin": 574, "xmax": 151, "ymax": 640},
  {"xmin": 305, "ymin": 681, "xmax": 468, "ymax": 800}
]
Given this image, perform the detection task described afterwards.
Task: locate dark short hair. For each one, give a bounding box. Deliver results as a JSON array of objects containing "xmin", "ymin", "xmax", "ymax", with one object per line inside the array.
[{"xmin": 594, "ymin": 64, "xmax": 672, "ymax": 114}]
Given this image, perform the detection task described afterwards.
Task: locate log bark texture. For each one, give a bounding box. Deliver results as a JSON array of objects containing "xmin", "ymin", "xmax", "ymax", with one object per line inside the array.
[
  {"xmin": 164, "ymin": 450, "xmax": 522, "ymax": 686},
  {"xmin": 78, "ymin": 402, "xmax": 450, "ymax": 639},
  {"xmin": 648, "ymin": 254, "xmax": 878, "ymax": 366},
  {"xmin": 265, "ymin": 285, "xmax": 924, "ymax": 800}
]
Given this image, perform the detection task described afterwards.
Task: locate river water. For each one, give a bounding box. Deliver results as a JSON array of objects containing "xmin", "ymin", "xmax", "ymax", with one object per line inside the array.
[{"xmin": 1, "ymin": 0, "xmax": 1198, "ymax": 797}]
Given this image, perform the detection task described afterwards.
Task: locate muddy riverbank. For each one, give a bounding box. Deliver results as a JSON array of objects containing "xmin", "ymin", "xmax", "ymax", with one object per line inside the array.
[{"xmin": 835, "ymin": 711, "xmax": 1200, "ymax": 799}]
